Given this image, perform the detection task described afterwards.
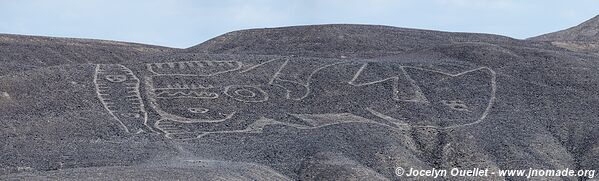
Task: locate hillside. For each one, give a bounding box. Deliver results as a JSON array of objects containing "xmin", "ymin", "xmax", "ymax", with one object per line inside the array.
[
  {"xmin": 529, "ymin": 15, "xmax": 599, "ymax": 55},
  {"xmin": 0, "ymin": 34, "xmax": 176, "ymax": 76},
  {"xmin": 1, "ymin": 20, "xmax": 598, "ymax": 180}
]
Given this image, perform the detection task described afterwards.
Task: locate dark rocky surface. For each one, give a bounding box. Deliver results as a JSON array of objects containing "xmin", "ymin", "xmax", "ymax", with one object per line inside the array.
[
  {"xmin": 530, "ymin": 15, "xmax": 599, "ymax": 41},
  {"xmin": 1, "ymin": 17, "xmax": 598, "ymax": 180},
  {"xmin": 190, "ymin": 24, "xmax": 559, "ymax": 59},
  {"xmin": 529, "ymin": 15, "xmax": 599, "ymax": 55},
  {"xmin": 0, "ymin": 34, "xmax": 175, "ymax": 76}
]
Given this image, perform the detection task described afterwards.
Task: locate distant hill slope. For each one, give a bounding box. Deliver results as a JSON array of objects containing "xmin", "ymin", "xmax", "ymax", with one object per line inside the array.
[
  {"xmin": 530, "ymin": 15, "xmax": 599, "ymax": 41},
  {"xmin": 529, "ymin": 15, "xmax": 599, "ymax": 55},
  {"xmin": 1, "ymin": 20, "xmax": 599, "ymax": 180},
  {"xmin": 188, "ymin": 24, "xmax": 556, "ymax": 59},
  {"xmin": 0, "ymin": 34, "xmax": 177, "ymax": 76}
]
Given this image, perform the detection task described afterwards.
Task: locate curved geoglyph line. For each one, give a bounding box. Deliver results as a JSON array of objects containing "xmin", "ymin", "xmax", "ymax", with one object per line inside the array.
[
  {"xmin": 271, "ymin": 60, "xmax": 349, "ymax": 100},
  {"xmin": 141, "ymin": 58, "xmax": 498, "ymax": 139},
  {"xmin": 348, "ymin": 63, "xmax": 429, "ymax": 102},
  {"xmin": 147, "ymin": 61, "xmax": 243, "ymax": 76},
  {"xmin": 370, "ymin": 66, "xmax": 497, "ymax": 130},
  {"xmin": 154, "ymin": 114, "xmax": 387, "ymax": 140},
  {"xmin": 94, "ymin": 64, "xmax": 151, "ymax": 134},
  {"xmin": 444, "ymin": 66, "xmax": 497, "ymax": 129}
]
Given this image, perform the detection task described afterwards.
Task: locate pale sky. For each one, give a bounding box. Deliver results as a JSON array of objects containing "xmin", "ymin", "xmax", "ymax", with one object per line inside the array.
[{"xmin": 1, "ymin": 0, "xmax": 598, "ymax": 48}]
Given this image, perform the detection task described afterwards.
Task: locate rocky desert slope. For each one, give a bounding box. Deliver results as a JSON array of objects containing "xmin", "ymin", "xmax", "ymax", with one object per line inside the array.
[
  {"xmin": 0, "ymin": 16, "xmax": 598, "ymax": 180},
  {"xmin": 529, "ymin": 15, "xmax": 599, "ymax": 55},
  {"xmin": 0, "ymin": 34, "xmax": 174, "ymax": 76}
]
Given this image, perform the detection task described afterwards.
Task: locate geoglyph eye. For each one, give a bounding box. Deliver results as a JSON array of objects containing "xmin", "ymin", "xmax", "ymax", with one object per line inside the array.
[
  {"xmin": 188, "ymin": 107, "xmax": 209, "ymax": 114},
  {"xmin": 105, "ymin": 75, "xmax": 127, "ymax": 82},
  {"xmin": 224, "ymin": 85, "xmax": 268, "ymax": 102},
  {"xmin": 441, "ymin": 100, "xmax": 469, "ymax": 111}
]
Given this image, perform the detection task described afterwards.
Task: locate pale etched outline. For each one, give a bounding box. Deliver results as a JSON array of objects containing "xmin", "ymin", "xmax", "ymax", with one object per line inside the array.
[
  {"xmin": 441, "ymin": 100, "xmax": 470, "ymax": 112},
  {"xmin": 223, "ymin": 85, "xmax": 269, "ymax": 103},
  {"xmin": 94, "ymin": 64, "xmax": 151, "ymax": 134},
  {"xmin": 155, "ymin": 113, "xmax": 386, "ymax": 140},
  {"xmin": 348, "ymin": 63, "xmax": 429, "ymax": 103},
  {"xmin": 143, "ymin": 58, "xmax": 497, "ymax": 139},
  {"xmin": 145, "ymin": 76, "xmax": 238, "ymax": 124},
  {"xmin": 155, "ymin": 90, "xmax": 219, "ymax": 99},
  {"xmin": 271, "ymin": 60, "xmax": 347, "ymax": 100},
  {"xmin": 368, "ymin": 66, "xmax": 497, "ymax": 130},
  {"xmin": 147, "ymin": 61, "xmax": 243, "ymax": 76},
  {"xmin": 144, "ymin": 58, "xmax": 286, "ymax": 124}
]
